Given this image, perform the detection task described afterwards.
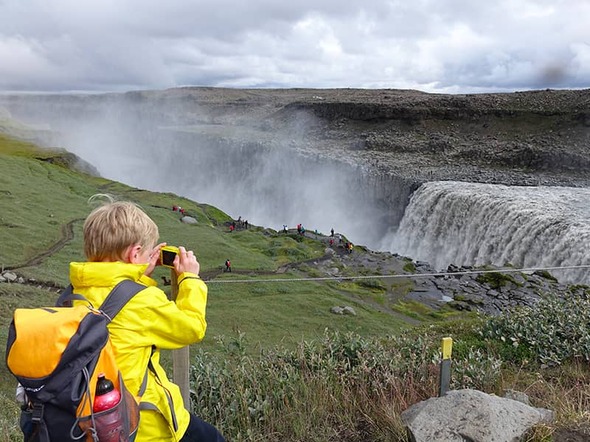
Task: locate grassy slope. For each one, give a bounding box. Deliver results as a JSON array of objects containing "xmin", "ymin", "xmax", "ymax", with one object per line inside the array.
[{"xmin": 0, "ymin": 132, "xmax": 415, "ymax": 437}]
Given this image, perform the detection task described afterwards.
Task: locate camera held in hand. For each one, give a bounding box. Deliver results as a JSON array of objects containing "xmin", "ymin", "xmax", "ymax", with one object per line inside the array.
[{"xmin": 160, "ymin": 246, "xmax": 179, "ymax": 268}]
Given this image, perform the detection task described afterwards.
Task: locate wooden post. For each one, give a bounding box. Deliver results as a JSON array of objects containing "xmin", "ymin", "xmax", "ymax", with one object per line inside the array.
[
  {"xmin": 439, "ymin": 337, "xmax": 453, "ymax": 397},
  {"xmin": 170, "ymin": 271, "xmax": 191, "ymax": 408}
]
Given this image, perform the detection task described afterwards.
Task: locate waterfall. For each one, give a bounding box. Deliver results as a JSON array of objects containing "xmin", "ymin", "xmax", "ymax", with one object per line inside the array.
[
  {"xmin": 4, "ymin": 96, "xmax": 589, "ymax": 285},
  {"xmin": 381, "ymin": 181, "xmax": 590, "ymax": 285}
]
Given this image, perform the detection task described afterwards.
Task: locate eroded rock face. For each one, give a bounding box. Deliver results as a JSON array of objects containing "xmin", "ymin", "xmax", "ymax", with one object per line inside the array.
[
  {"xmin": 405, "ymin": 263, "xmax": 574, "ymax": 315},
  {"xmin": 276, "ymin": 90, "xmax": 590, "ymax": 189}
]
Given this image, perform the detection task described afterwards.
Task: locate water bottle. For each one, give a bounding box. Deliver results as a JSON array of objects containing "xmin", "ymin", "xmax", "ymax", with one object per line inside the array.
[
  {"xmin": 93, "ymin": 373, "xmax": 127, "ymax": 441},
  {"xmin": 93, "ymin": 373, "xmax": 121, "ymax": 412}
]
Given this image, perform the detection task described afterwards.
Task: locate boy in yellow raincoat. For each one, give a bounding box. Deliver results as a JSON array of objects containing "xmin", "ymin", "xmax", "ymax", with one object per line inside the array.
[{"xmin": 70, "ymin": 197, "xmax": 225, "ymax": 442}]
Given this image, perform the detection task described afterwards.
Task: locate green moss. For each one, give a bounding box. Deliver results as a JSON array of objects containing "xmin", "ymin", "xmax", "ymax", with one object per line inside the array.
[
  {"xmin": 533, "ymin": 269, "xmax": 558, "ymax": 282},
  {"xmin": 403, "ymin": 261, "xmax": 416, "ymax": 273},
  {"xmin": 355, "ymin": 279, "xmax": 386, "ymax": 292},
  {"xmin": 475, "ymin": 271, "xmax": 518, "ymax": 289},
  {"xmin": 392, "ymin": 300, "xmax": 433, "ymax": 320}
]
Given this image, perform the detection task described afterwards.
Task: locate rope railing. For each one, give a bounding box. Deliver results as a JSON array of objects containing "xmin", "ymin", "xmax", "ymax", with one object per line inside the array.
[{"xmin": 206, "ymin": 264, "xmax": 590, "ymax": 284}]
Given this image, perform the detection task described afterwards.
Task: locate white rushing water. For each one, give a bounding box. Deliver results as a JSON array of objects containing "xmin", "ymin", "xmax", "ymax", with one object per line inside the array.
[{"xmin": 380, "ymin": 181, "xmax": 590, "ymax": 285}]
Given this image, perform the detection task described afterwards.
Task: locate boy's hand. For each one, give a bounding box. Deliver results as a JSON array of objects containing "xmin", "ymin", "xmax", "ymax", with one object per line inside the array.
[
  {"xmin": 145, "ymin": 242, "xmax": 167, "ymax": 277},
  {"xmin": 174, "ymin": 246, "xmax": 200, "ymax": 276}
]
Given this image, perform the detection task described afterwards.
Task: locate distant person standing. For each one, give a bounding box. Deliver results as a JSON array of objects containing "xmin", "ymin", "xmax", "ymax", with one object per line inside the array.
[
  {"xmin": 225, "ymin": 259, "xmax": 231, "ymax": 272},
  {"xmin": 330, "ymin": 228, "xmax": 334, "ymax": 237}
]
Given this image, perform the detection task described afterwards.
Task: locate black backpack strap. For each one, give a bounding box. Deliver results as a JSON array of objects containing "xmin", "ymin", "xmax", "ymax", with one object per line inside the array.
[
  {"xmin": 99, "ymin": 279, "xmax": 145, "ymax": 321},
  {"xmin": 55, "ymin": 285, "xmax": 90, "ymax": 307}
]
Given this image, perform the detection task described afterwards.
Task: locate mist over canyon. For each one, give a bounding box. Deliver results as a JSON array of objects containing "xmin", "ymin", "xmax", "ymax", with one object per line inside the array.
[{"xmin": 1, "ymin": 87, "xmax": 589, "ymax": 284}]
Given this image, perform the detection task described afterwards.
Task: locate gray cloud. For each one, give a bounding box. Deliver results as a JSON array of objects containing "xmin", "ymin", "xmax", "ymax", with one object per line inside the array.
[{"xmin": 0, "ymin": 0, "xmax": 588, "ymax": 92}]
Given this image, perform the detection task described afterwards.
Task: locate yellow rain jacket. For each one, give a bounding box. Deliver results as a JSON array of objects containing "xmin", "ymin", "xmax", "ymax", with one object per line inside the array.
[{"xmin": 69, "ymin": 261, "xmax": 208, "ymax": 442}]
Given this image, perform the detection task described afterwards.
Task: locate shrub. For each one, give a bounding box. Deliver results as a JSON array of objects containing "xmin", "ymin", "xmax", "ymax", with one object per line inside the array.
[
  {"xmin": 481, "ymin": 294, "xmax": 590, "ymax": 366},
  {"xmin": 450, "ymin": 348, "xmax": 503, "ymax": 391},
  {"xmin": 188, "ymin": 329, "xmax": 513, "ymax": 441}
]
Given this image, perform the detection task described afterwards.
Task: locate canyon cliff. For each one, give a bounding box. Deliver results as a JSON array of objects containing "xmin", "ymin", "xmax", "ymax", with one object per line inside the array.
[{"xmin": 1, "ymin": 87, "xmax": 589, "ymax": 189}]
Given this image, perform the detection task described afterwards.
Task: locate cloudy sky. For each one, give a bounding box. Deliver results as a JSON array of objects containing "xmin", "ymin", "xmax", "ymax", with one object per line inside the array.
[{"xmin": 1, "ymin": 0, "xmax": 588, "ymax": 94}]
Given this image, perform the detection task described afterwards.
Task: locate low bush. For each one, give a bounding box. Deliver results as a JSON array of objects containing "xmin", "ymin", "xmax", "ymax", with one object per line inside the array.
[
  {"xmin": 481, "ymin": 294, "xmax": 590, "ymax": 366},
  {"xmin": 190, "ymin": 329, "xmax": 508, "ymax": 441}
]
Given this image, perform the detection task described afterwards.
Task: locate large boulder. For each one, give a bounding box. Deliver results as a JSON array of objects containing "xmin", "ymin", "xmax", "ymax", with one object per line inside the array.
[{"xmin": 401, "ymin": 389, "xmax": 553, "ymax": 442}]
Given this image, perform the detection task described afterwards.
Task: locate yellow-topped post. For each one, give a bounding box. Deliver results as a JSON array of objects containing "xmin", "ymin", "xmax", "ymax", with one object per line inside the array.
[
  {"xmin": 441, "ymin": 337, "xmax": 453, "ymax": 359},
  {"xmin": 439, "ymin": 337, "xmax": 453, "ymax": 397}
]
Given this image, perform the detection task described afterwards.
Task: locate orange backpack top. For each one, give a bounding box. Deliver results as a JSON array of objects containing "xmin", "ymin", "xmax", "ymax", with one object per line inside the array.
[{"xmin": 6, "ymin": 280, "xmax": 145, "ymax": 442}]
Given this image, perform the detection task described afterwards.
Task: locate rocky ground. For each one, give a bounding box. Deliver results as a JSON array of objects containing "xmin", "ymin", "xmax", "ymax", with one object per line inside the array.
[{"xmin": 280, "ymin": 229, "xmax": 583, "ymax": 318}]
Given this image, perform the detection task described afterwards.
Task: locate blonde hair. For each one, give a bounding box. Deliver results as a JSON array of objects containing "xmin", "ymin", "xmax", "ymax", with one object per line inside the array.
[{"xmin": 83, "ymin": 195, "xmax": 159, "ymax": 262}]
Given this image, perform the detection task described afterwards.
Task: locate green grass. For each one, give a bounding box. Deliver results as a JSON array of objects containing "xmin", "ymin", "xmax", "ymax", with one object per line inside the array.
[
  {"xmin": 0, "ymin": 154, "xmax": 94, "ymax": 269},
  {"xmin": 402, "ymin": 260, "xmax": 416, "ymax": 273},
  {"xmin": 392, "ymin": 300, "xmax": 433, "ymax": 320},
  {"xmin": 202, "ymin": 276, "xmax": 408, "ymax": 352}
]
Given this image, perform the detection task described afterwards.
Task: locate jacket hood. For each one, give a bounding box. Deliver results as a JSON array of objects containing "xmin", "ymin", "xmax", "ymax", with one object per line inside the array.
[{"xmin": 70, "ymin": 261, "xmax": 149, "ymax": 288}]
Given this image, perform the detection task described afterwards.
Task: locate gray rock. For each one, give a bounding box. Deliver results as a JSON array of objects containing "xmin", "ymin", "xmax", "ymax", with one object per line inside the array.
[
  {"xmin": 503, "ymin": 389, "xmax": 530, "ymax": 406},
  {"xmin": 181, "ymin": 216, "xmax": 198, "ymax": 224},
  {"xmin": 330, "ymin": 305, "xmax": 357, "ymax": 316},
  {"xmin": 407, "ymin": 288, "xmax": 448, "ymax": 308},
  {"xmin": 512, "ymin": 274, "xmax": 526, "ymax": 285},
  {"xmin": 401, "ymin": 389, "xmax": 553, "ymax": 442},
  {"xmin": 3, "ymin": 271, "xmax": 17, "ymax": 282},
  {"xmin": 330, "ymin": 306, "xmax": 344, "ymax": 315},
  {"xmin": 342, "ymin": 306, "xmax": 357, "ymax": 316}
]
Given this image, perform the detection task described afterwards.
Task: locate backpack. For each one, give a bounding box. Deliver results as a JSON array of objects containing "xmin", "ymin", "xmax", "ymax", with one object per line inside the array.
[{"xmin": 6, "ymin": 280, "xmax": 145, "ymax": 442}]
